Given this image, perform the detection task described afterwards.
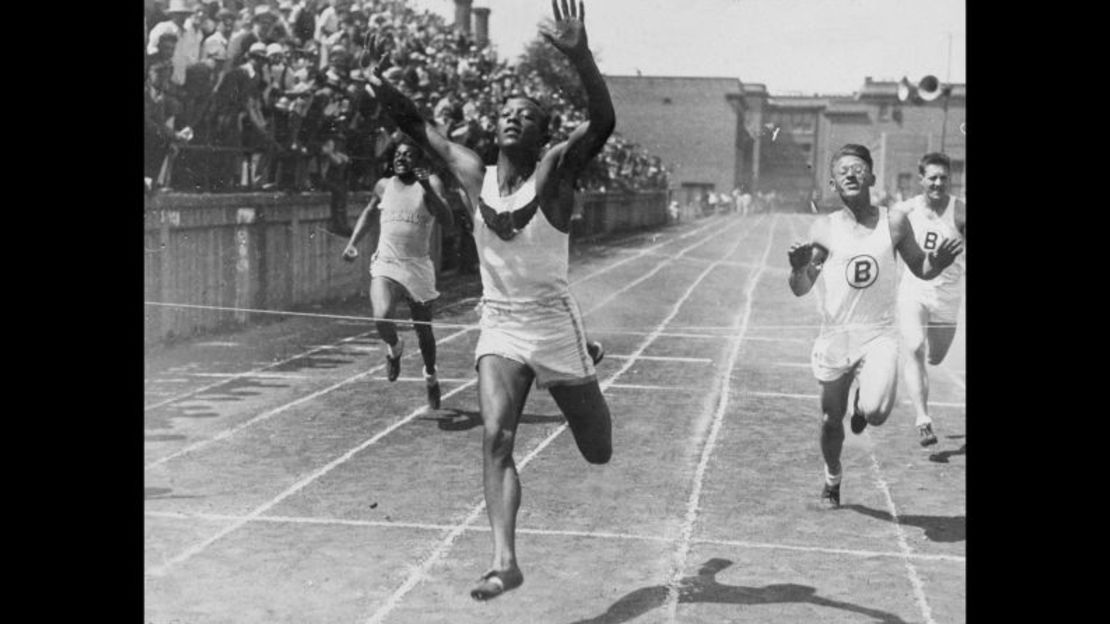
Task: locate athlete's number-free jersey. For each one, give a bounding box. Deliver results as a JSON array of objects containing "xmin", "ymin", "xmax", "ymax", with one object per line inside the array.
[{"xmin": 475, "ymin": 166, "xmax": 569, "ymax": 303}]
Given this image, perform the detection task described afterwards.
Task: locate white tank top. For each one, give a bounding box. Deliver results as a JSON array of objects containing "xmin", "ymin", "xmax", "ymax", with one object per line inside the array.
[
  {"xmin": 814, "ymin": 206, "xmax": 900, "ymax": 332},
  {"xmin": 376, "ymin": 177, "xmax": 435, "ymax": 260},
  {"xmin": 475, "ymin": 166, "xmax": 569, "ymax": 302},
  {"xmin": 900, "ymin": 194, "xmax": 965, "ymax": 292}
]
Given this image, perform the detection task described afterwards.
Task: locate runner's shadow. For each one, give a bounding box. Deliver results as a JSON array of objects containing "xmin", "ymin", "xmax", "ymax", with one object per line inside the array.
[
  {"xmin": 569, "ymin": 558, "xmax": 908, "ymax": 623},
  {"xmin": 144, "ymin": 487, "xmax": 201, "ymax": 500},
  {"xmin": 843, "ymin": 504, "xmax": 965, "ymax": 542},
  {"xmin": 929, "ymin": 443, "xmax": 966, "ymax": 464},
  {"xmin": 421, "ymin": 409, "xmax": 565, "ymax": 431}
]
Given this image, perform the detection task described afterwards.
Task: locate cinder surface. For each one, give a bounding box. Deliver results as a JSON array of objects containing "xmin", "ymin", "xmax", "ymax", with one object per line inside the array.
[{"xmin": 145, "ymin": 213, "xmax": 965, "ymax": 623}]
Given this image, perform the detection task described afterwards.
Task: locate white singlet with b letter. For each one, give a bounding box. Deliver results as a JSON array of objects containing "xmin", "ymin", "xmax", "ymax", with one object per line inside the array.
[
  {"xmin": 810, "ymin": 206, "xmax": 900, "ymax": 381},
  {"xmin": 899, "ymin": 194, "xmax": 965, "ymax": 299}
]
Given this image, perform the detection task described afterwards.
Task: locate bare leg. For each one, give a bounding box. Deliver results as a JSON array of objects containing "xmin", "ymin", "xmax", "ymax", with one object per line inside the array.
[
  {"xmin": 925, "ymin": 323, "xmax": 958, "ymax": 366},
  {"xmin": 472, "ymin": 355, "xmax": 533, "ymax": 599},
  {"xmin": 369, "ymin": 276, "xmax": 402, "ymax": 349},
  {"xmin": 855, "ymin": 336, "xmax": 900, "ymax": 427},
  {"xmin": 819, "ymin": 373, "xmax": 854, "ymax": 479},
  {"xmin": 899, "ymin": 299, "xmax": 932, "ymax": 427},
  {"xmin": 549, "ymin": 381, "xmax": 612, "ymax": 464},
  {"xmin": 410, "ymin": 301, "xmax": 437, "ymax": 375}
]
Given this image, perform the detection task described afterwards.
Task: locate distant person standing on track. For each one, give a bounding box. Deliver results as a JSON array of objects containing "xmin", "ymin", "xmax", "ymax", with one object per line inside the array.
[
  {"xmin": 895, "ymin": 152, "xmax": 966, "ymax": 446},
  {"xmin": 361, "ymin": 0, "xmax": 610, "ymax": 601},
  {"xmin": 342, "ymin": 137, "xmax": 453, "ymax": 410},
  {"xmin": 786, "ymin": 144, "xmax": 962, "ymax": 509}
]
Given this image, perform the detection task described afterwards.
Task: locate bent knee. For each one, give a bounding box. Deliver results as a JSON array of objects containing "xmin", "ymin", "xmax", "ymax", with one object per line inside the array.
[
  {"xmin": 862, "ymin": 404, "xmax": 894, "ymax": 427},
  {"xmin": 483, "ymin": 428, "xmax": 516, "ymax": 458}
]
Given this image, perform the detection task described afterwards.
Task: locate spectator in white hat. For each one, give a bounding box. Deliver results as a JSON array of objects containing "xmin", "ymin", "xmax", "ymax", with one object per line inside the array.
[{"xmin": 146, "ymin": 0, "xmax": 192, "ymax": 84}]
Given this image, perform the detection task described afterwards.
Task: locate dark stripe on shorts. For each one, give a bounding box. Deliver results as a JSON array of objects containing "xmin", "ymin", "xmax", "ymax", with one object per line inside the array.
[{"xmin": 561, "ymin": 296, "xmax": 591, "ymax": 374}]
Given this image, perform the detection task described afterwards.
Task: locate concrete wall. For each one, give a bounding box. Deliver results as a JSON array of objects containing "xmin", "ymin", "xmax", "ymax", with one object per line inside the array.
[{"xmin": 145, "ymin": 190, "xmax": 669, "ymax": 346}]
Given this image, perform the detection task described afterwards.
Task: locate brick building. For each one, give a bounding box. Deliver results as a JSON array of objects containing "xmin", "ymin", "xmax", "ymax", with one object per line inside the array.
[{"xmin": 604, "ymin": 75, "xmax": 966, "ymax": 208}]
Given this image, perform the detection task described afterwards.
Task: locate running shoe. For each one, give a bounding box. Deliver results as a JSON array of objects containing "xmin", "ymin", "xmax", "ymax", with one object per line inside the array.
[
  {"xmin": 918, "ymin": 423, "xmax": 938, "ymax": 447},
  {"xmin": 850, "ymin": 411, "xmax": 868, "ymax": 434},
  {"xmin": 587, "ymin": 341, "xmax": 605, "ymax": 365},
  {"xmin": 819, "ymin": 482, "xmax": 841, "ymax": 509},
  {"xmin": 426, "ymin": 380, "xmax": 441, "ymax": 410}
]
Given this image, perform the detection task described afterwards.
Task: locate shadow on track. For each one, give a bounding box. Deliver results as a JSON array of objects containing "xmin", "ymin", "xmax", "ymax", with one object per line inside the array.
[
  {"xmin": 418, "ymin": 409, "xmax": 567, "ymax": 431},
  {"xmin": 568, "ymin": 558, "xmax": 909, "ymax": 624},
  {"xmin": 928, "ymin": 443, "xmax": 966, "ymax": 464},
  {"xmin": 843, "ymin": 504, "xmax": 965, "ymax": 542}
]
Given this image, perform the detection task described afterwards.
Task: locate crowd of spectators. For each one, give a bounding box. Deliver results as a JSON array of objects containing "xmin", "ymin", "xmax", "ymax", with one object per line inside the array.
[{"xmin": 144, "ymin": 0, "xmax": 670, "ymax": 215}]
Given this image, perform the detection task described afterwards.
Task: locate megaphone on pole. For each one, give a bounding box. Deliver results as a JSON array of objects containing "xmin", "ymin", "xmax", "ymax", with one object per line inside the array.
[{"xmin": 917, "ymin": 75, "xmax": 943, "ymax": 102}]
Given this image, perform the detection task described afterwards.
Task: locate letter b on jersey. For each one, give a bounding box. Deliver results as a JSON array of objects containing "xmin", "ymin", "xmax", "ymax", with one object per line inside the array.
[{"xmin": 845, "ymin": 254, "xmax": 878, "ymax": 289}]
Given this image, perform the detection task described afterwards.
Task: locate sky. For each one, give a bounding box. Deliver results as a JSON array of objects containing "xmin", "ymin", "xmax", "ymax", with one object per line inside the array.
[{"xmin": 409, "ymin": 0, "xmax": 966, "ymax": 95}]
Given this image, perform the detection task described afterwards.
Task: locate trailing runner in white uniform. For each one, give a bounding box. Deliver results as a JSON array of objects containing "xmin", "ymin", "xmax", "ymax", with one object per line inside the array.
[
  {"xmin": 787, "ymin": 144, "xmax": 962, "ymax": 509},
  {"xmin": 343, "ymin": 138, "xmax": 453, "ymax": 409},
  {"xmin": 361, "ymin": 1, "xmax": 613, "ymax": 601},
  {"xmin": 895, "ymin": 152, "xmax": 967, "ymax": 446}
]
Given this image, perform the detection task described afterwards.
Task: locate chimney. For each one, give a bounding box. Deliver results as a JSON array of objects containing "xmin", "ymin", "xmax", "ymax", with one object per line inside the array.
[
  {"xmin": 472, "ymin": 6, "xmax": 491, "ymax": 47},
  {"xmin": 454, "ymin": 0, "xmax": 473, "ymax": 35}
]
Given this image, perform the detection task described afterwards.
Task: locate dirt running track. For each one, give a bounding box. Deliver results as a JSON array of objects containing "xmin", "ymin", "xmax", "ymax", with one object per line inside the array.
[{"xmin": 144, "ymin": 212, "xmax": 966, "ymax": 623}]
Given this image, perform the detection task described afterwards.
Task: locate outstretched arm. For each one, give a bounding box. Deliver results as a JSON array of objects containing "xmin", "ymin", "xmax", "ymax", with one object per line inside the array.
[
  {"xmin": 539, "ymin": 1, "xmax": 616, "ymax": 181},
  {"xmin": 890, "ymin": 208, "xmax": 963, "ymax": 279},
  {"xmin": 362, "ymin": 36, "xmax": 485, "ymax": 198}
]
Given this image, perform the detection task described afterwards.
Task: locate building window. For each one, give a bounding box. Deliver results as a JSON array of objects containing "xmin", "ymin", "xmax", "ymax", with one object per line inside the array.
[
  {"xmin": 662, "ymin": 97, "xmax": 672, "ymax": 105},
  {"xmin": 878, "ymin": 104, "xmax": 890, "ymax": 121}
]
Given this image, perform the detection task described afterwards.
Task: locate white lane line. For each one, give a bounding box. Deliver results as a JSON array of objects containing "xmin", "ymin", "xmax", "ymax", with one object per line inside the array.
[
  {"xmin": 606, "ymin": 355, "xmax": 713, "ymax": 363},
  {"xmin": 184, "ymin": 372, "xmax": 316, "ymax": 380},
  {"xmin": 693, "ymin": 536, "xmax": 965, "ymax": 564},
  {"xmin": 144, "ymin": 510, "xmax": 963, "ymax": 563},
  {"xmin": 607, "ymin": 383, "xmax": 692, "ymax": 392},
  {"xmin": 146, "ymin": 376, "xmax": 481, "ymax": 578},
  {"xmin": 866, "ymin": 450, "xmax": 938, "ymax": 624},
  {"xmin": 773, "ymin": 362, "xmax": 811, "ymax": 368},
  {"xmin": 365, "ymin": 215, "xmax": 770, "ymax": 624},
  {"xmin": 574, "ymin": 216, "xmax": 766, "ymax": 316},
  {"xmin": 744, "ymin": 391, "xmax": 965, "ymax": 408},
  {"xmin": 143, "ymin": 328, "xmax": 472, "ymax": 470},
  {"xmin": 143, "ymin": 213, "xmax": 745, "ymax": 466},
  {"xmin": 743, "ymin": 336, "xmax": 810, "ymax": 344},
  {"xmin": 144, "ymin": 330, "xmax": 377, "ymax": 411},
  {"xmin": 148, "ymin": 216, "xmax": 768, "ymax": 576},
  {"xmin": 194, "ymin": 341, "xmax": 242, "ymax": 347},
  {"xmin": 664, "ymin": 215, "xmax": 779, "ymax": 622}
]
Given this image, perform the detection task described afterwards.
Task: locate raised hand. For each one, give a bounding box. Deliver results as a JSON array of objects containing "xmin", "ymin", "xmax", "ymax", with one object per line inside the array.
[
  {"xmin": 787, "ymin": 242, "xmax": 814, "ymax": 270},
  {"xmin": 540, "ymin": 0, "xmax": 589, "ymax": 60},
  {"xmin": 360, "ymin": 32, "xmax": 394, "ymax": 81},
  {"xmin": 930, "ymin": 237, "xmax": 963, "ymax": 269}
]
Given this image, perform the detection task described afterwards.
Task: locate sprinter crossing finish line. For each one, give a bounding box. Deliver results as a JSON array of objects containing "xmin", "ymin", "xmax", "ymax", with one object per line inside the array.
[
  {"xmin": 362, "ymin": 0, "xmax": 610, "ymax": 601},
  {"xmin": 786, "ymin": 144, "xmax": 962, "ymax": 510}
]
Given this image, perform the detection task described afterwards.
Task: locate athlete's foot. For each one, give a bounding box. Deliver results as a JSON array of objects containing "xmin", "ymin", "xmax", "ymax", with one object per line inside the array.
[
  {"xmin": 850, "ymin": 411, "xmax": 868, "ymax": 435},
  {"xmin": 819, "ymin": 482, "xmax": 841, "ymax": 509},
  {"xmin": 385, "ymin": 340, "xmax": 404, "ymax": 382},
  {"xmin": 470, "ymin": 567, "xmax": 524, "ymax": 601},
  {"xmin": 917, "ymin": 422, "xmax": 938, "ymax": 447},
  {"xmin": 587, "ymin": 341, "xmax": 605, "ymax": 365}
]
